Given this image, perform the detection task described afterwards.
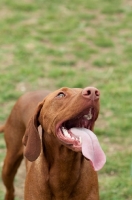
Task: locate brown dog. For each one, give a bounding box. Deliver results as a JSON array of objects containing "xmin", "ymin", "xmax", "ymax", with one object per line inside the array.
[{"xmin": 0, "ymin": 87, "xmax": 106, "ymax": 200}]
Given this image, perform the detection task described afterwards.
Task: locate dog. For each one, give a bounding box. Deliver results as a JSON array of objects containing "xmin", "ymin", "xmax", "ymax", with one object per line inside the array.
[{"xmin": 0, "ymin": 86, "xmax": 106, "ymax": 200}]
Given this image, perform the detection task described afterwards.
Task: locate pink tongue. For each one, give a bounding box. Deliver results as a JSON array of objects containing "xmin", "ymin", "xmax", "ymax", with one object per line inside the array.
[{"xmin": 70, "ymin": 128, "xmax": 106, "ymax": 171}]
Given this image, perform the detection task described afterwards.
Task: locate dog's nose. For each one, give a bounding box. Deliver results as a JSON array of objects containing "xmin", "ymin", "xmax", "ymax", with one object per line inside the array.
[{"xmin": 82, "ymin": 87, "xmax": 100, "ymax": 101}]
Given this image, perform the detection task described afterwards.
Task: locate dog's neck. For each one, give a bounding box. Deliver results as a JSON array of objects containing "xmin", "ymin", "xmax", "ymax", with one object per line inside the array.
[
  {"xmin": 42, "ymin": 130, "xmax": 83, "ymax": 168},
  {"xmin": 41, "ymin": 131, "xmax": 86, "ymax": 197}
]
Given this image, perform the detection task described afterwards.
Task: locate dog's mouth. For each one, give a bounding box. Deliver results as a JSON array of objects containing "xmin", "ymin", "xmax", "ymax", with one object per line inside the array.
[
  {"xmin": 56, "ymin": 107, "xmax": 106, "ymax": 171},
  {"xmin": 56, "ymin": 107, "xmax": 96, "ymax": 148}
]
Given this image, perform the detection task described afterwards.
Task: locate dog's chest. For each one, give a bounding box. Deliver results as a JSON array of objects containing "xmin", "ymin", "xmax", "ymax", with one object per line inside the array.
[
  {"xmin": 47, "ymin": 158, "xmax": 80, "ymax": 198},
  {"xmin": 25, "ymin": 157, "xmax": 99, "ymax": 200}
]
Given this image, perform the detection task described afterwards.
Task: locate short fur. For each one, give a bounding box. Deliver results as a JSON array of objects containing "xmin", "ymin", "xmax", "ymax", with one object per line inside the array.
[{"xmin": 1, "ymin": 87, "xmax": 100, "ymax": 200}]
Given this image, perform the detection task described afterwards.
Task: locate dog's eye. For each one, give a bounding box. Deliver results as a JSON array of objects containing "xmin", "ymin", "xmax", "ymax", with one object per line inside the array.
[{"xmin": 56, "ymin": 92, "xmax": 65, "ymax": 98}]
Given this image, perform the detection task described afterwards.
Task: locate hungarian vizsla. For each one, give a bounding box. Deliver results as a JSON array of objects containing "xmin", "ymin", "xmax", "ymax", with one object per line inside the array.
[{"xmin": 0, "ymin": 87, "xmax": 106, "ymax": 200}]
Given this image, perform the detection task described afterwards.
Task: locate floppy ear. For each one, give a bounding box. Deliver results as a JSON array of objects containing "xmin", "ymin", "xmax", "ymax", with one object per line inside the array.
[{"xmin": 22, "ymin": 102, "xmax": 43, "ymax": 162}]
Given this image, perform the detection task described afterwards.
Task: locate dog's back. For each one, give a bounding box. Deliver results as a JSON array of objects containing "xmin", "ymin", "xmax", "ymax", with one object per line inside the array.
[{"xmin": 1, "ymin": 90, "xmax": 50, "ymax": 200}]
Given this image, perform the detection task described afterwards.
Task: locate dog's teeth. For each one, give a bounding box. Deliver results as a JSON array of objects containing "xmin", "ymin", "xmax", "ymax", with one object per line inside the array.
[
  {"xmin": 84, "ymin": 108, "xmax": 93, "ymax": 120},
  {"xmin": 88, "ymin": 115, "xmax": 92, "ymax": 120},
  {"xmin": 84, "ymin": 115, "xmax": 92, "ymax": 120},
  {"xmin": 62, "ymin": 127, "xmax": 71, "ymax": 138},
  {"xmin": 79, "ymin": 137, "xmax": 82, "ymax": 144},
  {"xmin": 61, "ymin": 127, "xmax": 81, "ymax": 142}
]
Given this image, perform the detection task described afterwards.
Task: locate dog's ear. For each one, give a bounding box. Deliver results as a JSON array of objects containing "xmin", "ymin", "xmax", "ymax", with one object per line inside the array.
[{"xmin": 22, "ymin": 101, "xmax": 43, "ymax": 162}]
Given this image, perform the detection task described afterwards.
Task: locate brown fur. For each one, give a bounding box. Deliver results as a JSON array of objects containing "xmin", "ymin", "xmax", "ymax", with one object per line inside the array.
[
  {"xmin": 1, "ymin": 87, "xmax": 100, "ymax": 200},
  {"xmin": 0, "ymin": 125, "xmax": 5, "ymax": 133}
]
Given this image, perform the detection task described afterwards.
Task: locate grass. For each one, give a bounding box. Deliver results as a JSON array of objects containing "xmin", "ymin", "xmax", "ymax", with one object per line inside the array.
[{"xmin": 0, "ymin": 0, "xmax": 132, "ymax": 199}]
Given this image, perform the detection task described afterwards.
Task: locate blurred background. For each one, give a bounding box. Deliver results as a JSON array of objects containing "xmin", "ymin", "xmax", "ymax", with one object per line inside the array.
[{"xmin": 0, "ymin": 0, "xmax": 132, "ymax": 199}]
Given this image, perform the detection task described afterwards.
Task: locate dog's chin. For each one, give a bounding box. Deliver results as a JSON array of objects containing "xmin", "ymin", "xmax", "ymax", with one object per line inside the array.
[{"xmin": 63, "ymin": 144, "xmax": 82, "ymax": 152}]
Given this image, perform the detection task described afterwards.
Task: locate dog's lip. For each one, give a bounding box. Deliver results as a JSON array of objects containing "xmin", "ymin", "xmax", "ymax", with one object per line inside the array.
[
  {"xmin": 57, "ymin": 127, "xmax": 82, "ymax": 150},
  {"xmin": 58, "ymin": 127, "xmax": 81, "ymax": 144}
]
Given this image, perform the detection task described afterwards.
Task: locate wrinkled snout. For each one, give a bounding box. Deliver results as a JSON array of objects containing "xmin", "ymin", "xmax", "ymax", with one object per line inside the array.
[{"xmin": 82, "ymin": 87, "xmax": 100, "ymax": 101}]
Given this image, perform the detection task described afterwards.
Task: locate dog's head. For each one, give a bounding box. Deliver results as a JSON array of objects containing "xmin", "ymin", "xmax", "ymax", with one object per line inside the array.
[{"xmin": 23, "ymin": 86, "xmax": 106, "ymax": 171}]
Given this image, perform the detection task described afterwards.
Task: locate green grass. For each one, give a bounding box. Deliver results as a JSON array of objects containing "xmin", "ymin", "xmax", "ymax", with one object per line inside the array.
[{"xmin": 0, "ymin": 0, "xmax": 132, "ymax": 199}]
